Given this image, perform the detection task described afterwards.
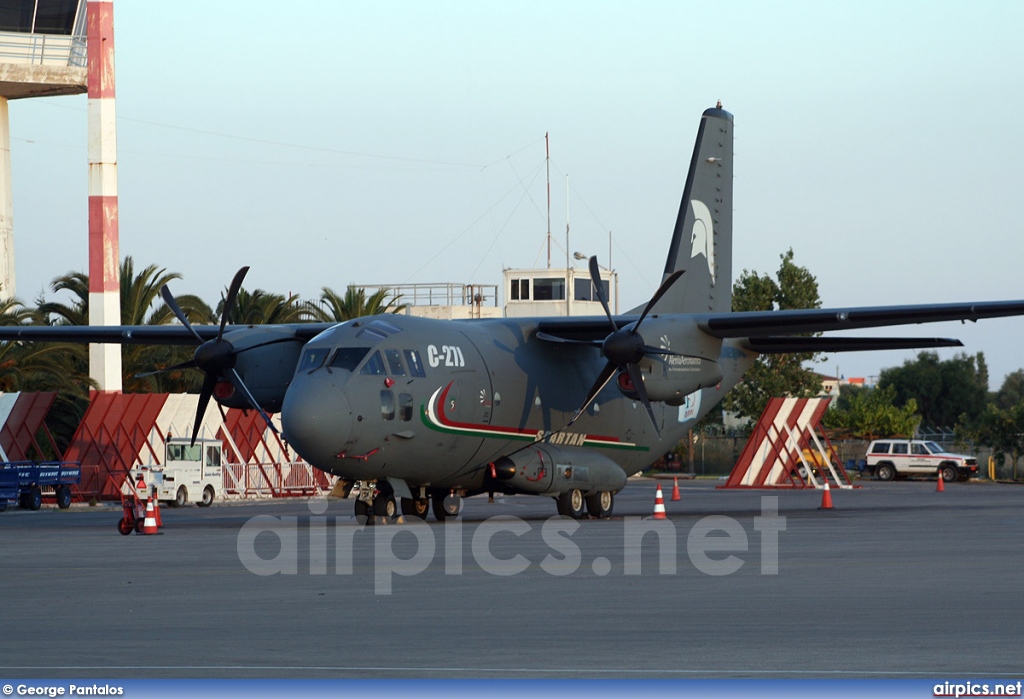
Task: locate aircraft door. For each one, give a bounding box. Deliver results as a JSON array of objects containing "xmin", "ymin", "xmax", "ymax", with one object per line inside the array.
[{"xmin": 425, "ymin": 336, "xmax": 494, "ymax": 473}]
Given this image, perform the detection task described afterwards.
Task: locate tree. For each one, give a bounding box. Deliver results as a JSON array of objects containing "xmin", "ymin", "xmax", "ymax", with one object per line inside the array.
[
  {"xmin": 994, "ymin": 369, "xmax": 1024, "ymax": 410},
  {"xmin": 35, "ymin": 257, "xmax": 214, "ymax": 393},
  {"xmin": 723, "ymin": 249, "xmax": 825, "ymax": 423},
  {"xmin": 879, "ymin": 351, "xmax": 988, "ymax": 428},
  {"xmin": 219, "ymin": 288, "xmax": 309, "ymax": 325},
  {"xmin": 960, "ymin": 402, "xmax": 1024, "ymax": 480},
  {"xmin": 311, "ymin": 286, "xmax": 406, "ymax": 322},
  {"xmin": 822, "ymin": 384, "xmax": 920, "ymax": 438}
]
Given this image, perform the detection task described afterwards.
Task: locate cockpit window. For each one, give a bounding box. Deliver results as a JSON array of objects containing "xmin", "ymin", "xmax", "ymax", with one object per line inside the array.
[
  {"xmin": 298, "ymin": 348, "xmax": 329, "ymax": 372},
  {"xmin": 356, "ymin": 325, "xmax": 389, "ymax": 341},
  {"xmin": 404, "ymin": 349, "xmax": 426, "ymax": 377},
  {"xmin": 359, "ymin": 350, "xmax": 387, "ymax": 376},
  {"xmin": 331, "ymin": 347, "xmax": 370, "ymax": 371},
  {"xmin": 384, "ymin": 349, "xmax": 405, "ymax": 376}
]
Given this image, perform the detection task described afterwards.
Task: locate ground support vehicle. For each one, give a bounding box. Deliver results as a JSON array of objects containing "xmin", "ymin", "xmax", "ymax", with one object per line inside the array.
[
  {"xmin": 132, "ymin": 437, "xmax": 223, "ymax": 508},
  {"xmin": 865, "ymin": 439, "xmax": 978, "ymax": 482},
  {"xmin": 0, "ymin": 461, "xmax": 81, "ymax": 512}
]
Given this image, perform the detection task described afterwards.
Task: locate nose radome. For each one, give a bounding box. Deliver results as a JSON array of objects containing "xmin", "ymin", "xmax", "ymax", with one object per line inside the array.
[{"xmin": 281, "ymin": 376, "xmax": 352, "ymax": 465}]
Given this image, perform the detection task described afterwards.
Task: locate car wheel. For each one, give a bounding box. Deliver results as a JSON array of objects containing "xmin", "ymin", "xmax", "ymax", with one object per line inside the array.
[
  {"xmin": 175, "ymin": 486, "xmax": 187, "ymax": 507},
  {"xmin": 940, "ymin": 465, "xmax": 957, "ymax": 483},
  {"xmin": 876, "ymin": 464, "xmax": 895, "ymax": 481},
  {"xmin": 199, "ymin": 486, "xmax": 215, "ymax": 507}
]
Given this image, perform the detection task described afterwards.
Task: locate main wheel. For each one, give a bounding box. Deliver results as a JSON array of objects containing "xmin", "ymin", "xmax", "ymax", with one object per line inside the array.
[
  {"xmin": 55, "ymin": 485, "xmax": 72, "ymax": 509},
  {"xmin": 940, "ymin": 465, "xmax": 957, "ymax": 483},
  {"xmin": 432, "ymin": 493, "xmax": 462, "ymax": 521},
  {"xmin": 117, "ymin": 517, "xmax": 133, "ymax": 535},
  {"xmin": 401, "ymin": 497, "xmax": 430, "ymax": 520},
  {"xmin": 199, "ymin": 486, "xmax": 215, "ymax": 507},
  {"xmin": 876, "ymin": 464, "xmax": 896, "ymax": 481},
  {"xmin": 585, "ymin": 491, "xmax": 614, "ymax": 518},
  {"xmin": 175, "ymin": 486, "xmax": 187, "ymax": 507},
  {"xmin": 556, "ymin": 489, "xmax": 586, "ymax": 518}
]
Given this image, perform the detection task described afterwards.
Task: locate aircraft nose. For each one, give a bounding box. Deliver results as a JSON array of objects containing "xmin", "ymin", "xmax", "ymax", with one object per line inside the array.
[{"xmin": 281, "ymin": 376, "xmax": 353, "ymax": 464}]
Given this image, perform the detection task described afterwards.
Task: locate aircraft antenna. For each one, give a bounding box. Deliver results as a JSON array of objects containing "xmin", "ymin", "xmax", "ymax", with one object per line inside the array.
[{"xmin": 545, "ymin": 132, "xmax": 551, "ymax": 268}]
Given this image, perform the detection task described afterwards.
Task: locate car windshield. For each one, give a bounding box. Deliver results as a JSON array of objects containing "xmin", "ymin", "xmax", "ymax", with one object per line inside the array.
[{"xmin": 923, "ymin": 441, "xmax": 946, "ymax": 454}]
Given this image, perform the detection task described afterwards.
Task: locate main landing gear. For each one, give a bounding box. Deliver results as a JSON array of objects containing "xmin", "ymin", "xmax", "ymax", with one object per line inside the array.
[{"xmin": 555, "ymin": 489, "xmax": 614, "ymax": 519}]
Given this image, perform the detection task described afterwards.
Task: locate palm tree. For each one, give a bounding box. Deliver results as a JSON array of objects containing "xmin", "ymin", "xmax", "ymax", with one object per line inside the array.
[
  {"xmin": 218, "ymin": 287, "xmax": 310, "ymax": 325},
  {"xmin": 312, "ymin": 286, "xmax": 406, "ymax": 322},
  {"xmin": 37, "ymin": 257, "xmax": 215, "ymax": 393},
  {"xmin": 0, "ymin": 296, "xmax": 93, "ymax": 396}
]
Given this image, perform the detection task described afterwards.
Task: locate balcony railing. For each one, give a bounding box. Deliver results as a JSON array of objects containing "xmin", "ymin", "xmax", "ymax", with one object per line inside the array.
[{"xmin": 0, "ymin": 31, "xmax": 86, "ymax": 67}]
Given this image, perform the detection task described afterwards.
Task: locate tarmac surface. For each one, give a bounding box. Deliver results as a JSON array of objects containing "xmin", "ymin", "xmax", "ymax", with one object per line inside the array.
[{"xmin": 1, "ymin": 477, "xmax": 1022, "ymax": 679}]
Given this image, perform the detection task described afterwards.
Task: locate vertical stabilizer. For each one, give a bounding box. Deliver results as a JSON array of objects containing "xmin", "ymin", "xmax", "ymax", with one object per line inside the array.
[{"xmin": 657, "ymin": 106, "xmax": 733, "ymax": 315}]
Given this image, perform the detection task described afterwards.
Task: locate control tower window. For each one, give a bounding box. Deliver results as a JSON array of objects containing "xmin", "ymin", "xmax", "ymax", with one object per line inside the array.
[
  {"xmin": 533, "ymin": 278, "xmax": 565, "ymax": 301},
  {"xmin": 0, "ymin": 0, "xmax": 79, "ymax": 34}
]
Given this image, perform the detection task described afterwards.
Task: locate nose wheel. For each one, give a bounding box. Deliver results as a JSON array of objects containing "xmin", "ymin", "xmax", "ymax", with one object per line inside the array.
[{"xmin": 354, "ymin": 480, "xmax": 397, "ymax": 524}]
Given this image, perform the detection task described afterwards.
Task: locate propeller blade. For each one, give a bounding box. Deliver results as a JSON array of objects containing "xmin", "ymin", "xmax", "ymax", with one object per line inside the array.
[
  {"xmin": 227, "ymin": 368, "xmax": 280, "ymax": 437},
  {"xmin": 191, "ymin": 373, "xmax": 217, "ymax": 446},
  {"xmin": 218, "ymin": 267, "xmax": 250, "ymax": 341},
  {"xmin": 535, "ymin": 331, "xmax": 603, "ymax": 347},
  {"xmin": 626, "ymin": 363, "xmax": 660, "ymax": 437},
  {"xmin": 643, "ymin": 345, "xmax": 691, "ymax": 357},
  {"xmin": 567, "ymin": 361, "xmax": 618, "ymax": 428},
  {"xmin": 633, "ymin": 269, "xmax": 684, "ymax": 333},
  {"xmin": 134, "ymin": 359, "xmax": 197, "ymax": 378},
  {"xmin": 588, "ymin": 256, "xmax": 616, "ymax": 331},
  {"xmin": 160, "ymin": 285, "xmax": 203, "ymax": 343}
]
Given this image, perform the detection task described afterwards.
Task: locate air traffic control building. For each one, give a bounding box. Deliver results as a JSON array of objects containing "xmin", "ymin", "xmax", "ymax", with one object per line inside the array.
[{"xmin": 0, "ymin": 0, "xmax": 88, "ymax": 300}]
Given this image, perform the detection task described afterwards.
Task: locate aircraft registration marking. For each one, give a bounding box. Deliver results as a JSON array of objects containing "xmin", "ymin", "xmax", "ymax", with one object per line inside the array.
[
  {"xmin": 427, "ymin": 344, "xmax": 465, "ymax": 368},
  {"xmin": 421, "ymin": 383, "xmax": 647, "ymax": 452}
]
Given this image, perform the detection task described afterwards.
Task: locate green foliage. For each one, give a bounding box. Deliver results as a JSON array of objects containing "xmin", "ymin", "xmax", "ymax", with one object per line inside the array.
[
  {"xmin": 822, "ymin": 384, "xmax": 919, "ymax": 438},
  {"xmin": 879, "ymin": 351, "xmax": 988, "ymax": 428},
  {"xmin": 312, "ymin": 286, "xmax": 406, "ymax": 322},
  {"xmin": 723, "ymin": 249, "xmax": 824, "ymax": 422},
  {"xmin": 994, "ymin": 369, "xmax": 1024, "ymax": 410},
  {"xmin": 959, "ymin": 402, "xmax": 1024, "ymax": 480}
]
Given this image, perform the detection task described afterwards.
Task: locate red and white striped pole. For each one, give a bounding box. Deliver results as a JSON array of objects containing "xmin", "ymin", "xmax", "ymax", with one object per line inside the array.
[{"xmin": 87, "ymin": 0, "xmax": 121, "ymax": 391}]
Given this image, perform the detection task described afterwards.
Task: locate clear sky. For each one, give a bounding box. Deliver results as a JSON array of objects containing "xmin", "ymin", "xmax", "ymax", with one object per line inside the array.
[{"xmin": 9, "ymin": 0, "xmax": 1024, "ymax": 388}]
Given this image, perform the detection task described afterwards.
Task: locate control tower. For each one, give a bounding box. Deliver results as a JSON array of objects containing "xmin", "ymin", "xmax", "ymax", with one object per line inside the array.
[{"xmin": 0, "ymin": 0, "xmax": 88, "ymax": 299}]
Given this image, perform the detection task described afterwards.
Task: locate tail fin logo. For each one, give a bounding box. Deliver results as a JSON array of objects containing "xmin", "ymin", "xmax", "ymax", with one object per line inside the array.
[{"xmin": 689, "ymin": 199, "xmax": 715, "ymax": 283}]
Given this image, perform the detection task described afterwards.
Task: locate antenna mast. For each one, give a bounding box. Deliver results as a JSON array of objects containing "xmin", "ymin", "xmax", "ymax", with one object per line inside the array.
[{"xmin": 545, "ymin": 132, "xmax": 551, "ymax": 268}]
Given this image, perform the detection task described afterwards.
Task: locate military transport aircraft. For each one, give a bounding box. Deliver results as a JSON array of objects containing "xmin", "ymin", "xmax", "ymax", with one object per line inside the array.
[{"xmin": 4, "ymin": 105, "xmax": 1024, "ymax": 522}]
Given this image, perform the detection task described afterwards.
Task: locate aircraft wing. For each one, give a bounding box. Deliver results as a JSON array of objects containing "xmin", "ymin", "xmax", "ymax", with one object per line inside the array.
[
  {"xmin": 697, "ymin": 299, "xmax": 1024, "ymax": 336},
  {"xmin": 0, "ymin": 322, "xmax": 339, "ymax": 345},
  {"xmin": 535, "ymin": 299, "xmax": 1024, "ymax": 351}
]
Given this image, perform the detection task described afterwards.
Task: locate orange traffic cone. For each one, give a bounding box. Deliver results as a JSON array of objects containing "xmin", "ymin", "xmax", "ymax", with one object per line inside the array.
[
  {"xmin": 153, "ymin": 495, "xmax": 163, "ymax": 528},
  {"xmin": 936, "ymin": 470, "xmax": 945, "ymax": 492},
  {"xmin": 652, "ymin": 484, "xmax": 668, "ymax": 519},
  {"xmin": 141, "ymin": 497, "xmax": 158, "ymax": 535},
  {"xmin": 671, "ymin": 477, "xmax": 681, "ymax": 501},
  {"xmin": 819, "ymin": 480, "xmax": 833, "ymax": 510}
]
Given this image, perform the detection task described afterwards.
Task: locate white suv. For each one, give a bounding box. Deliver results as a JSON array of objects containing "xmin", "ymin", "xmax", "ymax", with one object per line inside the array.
[{"xmin": 865, "ymin": 439, "xmax": 979, "ymax": 482}]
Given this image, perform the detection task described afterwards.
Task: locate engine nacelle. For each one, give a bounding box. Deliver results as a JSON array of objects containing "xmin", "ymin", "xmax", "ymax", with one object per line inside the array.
[
  {"xmin": 217, "ymin": 327, "xmax": 305, "ymax": 412},
  {"xmin": 490, "ymin": 443, "xmax": 628, "ymax": 496},
  {"xmin": 625, "ymin": 316, "xmax": 724, "ymax": 405}
]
